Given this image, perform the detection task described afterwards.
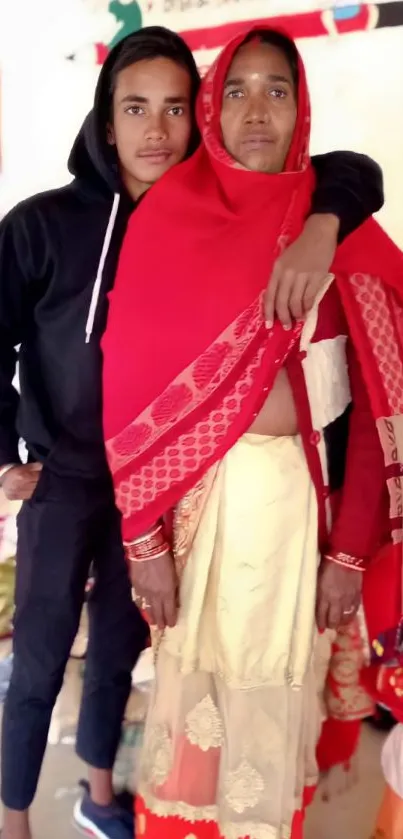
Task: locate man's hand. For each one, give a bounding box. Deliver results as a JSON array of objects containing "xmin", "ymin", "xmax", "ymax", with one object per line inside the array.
[
  {"xmin": 2, "ymin": 463, "xmax": 43, "ymax": 501},
  {"xmin": 316, "ymin": 558, "xmax": 362, "ymax": 632},
  {"xmin": 264, "ymin": 214, "xmax": 340, "ymax": 330},
  {"xmin": 130, "ymin": 550, "xmax": 178, "ymax": 630}
]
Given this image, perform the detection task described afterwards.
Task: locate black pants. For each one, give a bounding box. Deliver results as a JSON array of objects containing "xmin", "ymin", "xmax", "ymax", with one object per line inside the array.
[{"xmin": 1, "ymin": 469, "xmax": 148, "ymax": 810}]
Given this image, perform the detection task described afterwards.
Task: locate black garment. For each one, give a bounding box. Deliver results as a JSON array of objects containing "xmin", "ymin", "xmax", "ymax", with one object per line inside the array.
[
  {"xmin": 1, "ymin": 472, "xmax": 148, "ymax": 810},
  {"xmin": 0, "ymin": 35, "xmax": 383, "ymax": 477}
]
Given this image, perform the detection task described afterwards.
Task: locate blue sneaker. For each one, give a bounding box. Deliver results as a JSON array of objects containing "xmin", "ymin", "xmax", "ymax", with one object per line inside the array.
[
  {"xmin": 73, "ymin": 792, "xmax": 134, "ymax": 839},
  {"xmin": 78, "ymin": 780, "xmax": 134, "ymax": 815}
]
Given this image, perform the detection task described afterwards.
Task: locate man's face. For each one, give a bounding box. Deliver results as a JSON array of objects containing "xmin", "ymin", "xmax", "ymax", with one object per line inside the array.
[
  {"xmin": 220, "ymin": 41, "xmax": 297, "ymax": 174},
  {"xmin": 109, "ymin": 57, "xmax": 192, "ymax": 199}
]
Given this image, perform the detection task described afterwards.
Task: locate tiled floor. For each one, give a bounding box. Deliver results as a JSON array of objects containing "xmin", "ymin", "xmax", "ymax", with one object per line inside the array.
[{"xmin": 1, "ymin": 656, "xmax": 385, "ymax": 839}]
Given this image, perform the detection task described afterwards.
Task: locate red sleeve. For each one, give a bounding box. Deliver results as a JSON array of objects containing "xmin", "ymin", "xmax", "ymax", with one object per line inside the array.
[{"xmin": 328, "ymin": 341, "xmax": 388, "ymax": 562}]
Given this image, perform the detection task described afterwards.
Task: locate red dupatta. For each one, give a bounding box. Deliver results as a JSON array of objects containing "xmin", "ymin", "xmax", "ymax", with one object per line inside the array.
[
  {"xmin": 102, "ymin": 26, "xmax": 315, "ymax": 540},
  {"xmin": 333, "ymin": 226, "xmax": 403, "ymax": 546}
]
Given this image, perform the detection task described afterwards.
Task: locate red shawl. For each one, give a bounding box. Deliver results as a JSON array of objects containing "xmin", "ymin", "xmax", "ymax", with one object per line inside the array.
[{"xmin": 102, "ymin": 25, "xmax": 403, "ymax": 549}]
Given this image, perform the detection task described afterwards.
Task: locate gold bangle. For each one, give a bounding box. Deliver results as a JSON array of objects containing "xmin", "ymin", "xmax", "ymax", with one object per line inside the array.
[
  {"xmin": 130, "ymin": 538, "xmax": 164, "ymax": 558},
  {"xmin": 127, "ymin": 544, "xmax": 170, "ymax": 563},
  {"xmin": 125, "ymin": 538, "xmax": 169, "ymax": 558},
  {"xmin": 324, "ymin": 552, "xmax": 366, "ymax": 571}
]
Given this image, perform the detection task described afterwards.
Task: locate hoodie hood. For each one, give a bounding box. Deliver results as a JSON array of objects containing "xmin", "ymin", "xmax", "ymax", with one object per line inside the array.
[{"xmin": 68, "ymin": 26, "xmax": 201, "ymax": 197}]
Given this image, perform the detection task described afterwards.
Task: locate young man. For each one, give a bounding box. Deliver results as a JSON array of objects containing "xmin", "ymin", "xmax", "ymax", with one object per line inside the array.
[{"xmin": 0, "ymin": 24, "xmax": 384, "ymax": 839}]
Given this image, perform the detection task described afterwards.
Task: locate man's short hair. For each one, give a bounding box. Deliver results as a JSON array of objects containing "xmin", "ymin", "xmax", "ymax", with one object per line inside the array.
[
  {"xmin": 107, "ymin": 26, "xmax": 201, "ymax": 155},
  {"xmin": 108, "ymin": 27, "xmax": 201, "ymax": 110}
]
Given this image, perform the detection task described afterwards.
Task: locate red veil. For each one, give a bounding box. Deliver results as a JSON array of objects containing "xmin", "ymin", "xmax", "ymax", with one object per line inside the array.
[{"xmin": 102, "ymin": 25, "xmax": 403, "ymax": 556}]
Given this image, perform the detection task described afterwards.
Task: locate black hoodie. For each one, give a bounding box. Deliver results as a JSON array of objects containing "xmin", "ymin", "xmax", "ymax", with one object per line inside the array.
[{"xmin": 0, "ymin": 29, "xmax": 384, "ymax": 480}]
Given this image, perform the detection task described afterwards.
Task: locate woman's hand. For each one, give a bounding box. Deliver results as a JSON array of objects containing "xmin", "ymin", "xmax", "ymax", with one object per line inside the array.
[
  {"xmin": 264, "ymin": 213, "xmax": 340, "ymax": 330},
  {"xmin": 316, "ymin": 558, "xmax": 362, "ymax": 632},
  {"xmin": 130, "ymin": 551, "xmax": 178, "ymax": 630}
]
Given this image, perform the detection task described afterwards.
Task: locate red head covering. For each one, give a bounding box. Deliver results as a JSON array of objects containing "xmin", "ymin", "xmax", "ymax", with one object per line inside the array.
[
  {"xmin": 196, "ymin": 27, "xmax": 311, "ymax": 177},
  {"xmin": 103, "ymin": 24, "xmax": 403, "ymax": 552}
]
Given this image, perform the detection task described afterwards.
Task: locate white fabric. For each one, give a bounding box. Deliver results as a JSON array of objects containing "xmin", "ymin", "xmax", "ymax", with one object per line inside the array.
[
  {"xmin": 381, "ymin": 723, "xmax": 403, "ymax": 798},
  {"xmin": 85, "ymin": 192, "xmax": 120, "ymax": 343},
  {"xmin": 139, "ymin": 434, "xmax": 321, "ymax": 839},
  {"xmin": 299, "ymin": 278, "xmax": 350, "ymax": 533},
  {"xmin": 305, "ymin": 337, "xmax": 351, "ymax": 429}
]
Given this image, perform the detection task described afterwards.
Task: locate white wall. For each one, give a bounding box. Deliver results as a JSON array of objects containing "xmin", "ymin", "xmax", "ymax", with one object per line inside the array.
[
  {"xmin": 0, "ymin": 0, "xmax": 402, "ymax": 246},
  {"xmin": 301, "ymin": 25, "xmax": 403, "ymax": 247},
  {"xmin": 0, "ymin": 0, "xmax": 104, "ymax": 209}
]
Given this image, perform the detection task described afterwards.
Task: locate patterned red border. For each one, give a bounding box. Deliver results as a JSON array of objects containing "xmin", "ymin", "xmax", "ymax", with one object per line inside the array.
[
  {"xmin": 344, "ymin": 273, "xmax": 403, "ymax": 545},
  {"xmin": 106, "ymin": 295, "xmax": 263, "ymax": 475}
]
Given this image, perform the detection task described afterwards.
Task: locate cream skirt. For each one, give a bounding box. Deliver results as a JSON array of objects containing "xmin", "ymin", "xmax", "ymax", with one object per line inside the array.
[{"xmin": 139, "ymin": 434, "xmax": 322, "ymax": 839}]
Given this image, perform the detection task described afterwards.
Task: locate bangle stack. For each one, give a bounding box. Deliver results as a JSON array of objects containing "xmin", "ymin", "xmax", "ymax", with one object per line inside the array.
[
  {"xmin": 124, "ymin": 522, "xmax": 170, "ymax": 563},
  {"xmin": 324, "ymin": 551, "xmax": 366, "ymax": 571}
]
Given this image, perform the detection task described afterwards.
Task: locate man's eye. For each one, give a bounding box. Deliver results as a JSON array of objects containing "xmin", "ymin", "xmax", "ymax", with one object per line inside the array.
[
  {"xmin": 126, "ymin": 106, "xmax": 144, "ymax": 115},
  {"xmin": 227, "ymin": 89, "xmax": 244, "ymax": 99},
  {"xmin": 270, "ymin": 89, "xmax": 287, "ymax": 100},
  {"xmin": 168, "ymin": 106, "xmax": 185, "ymax": 116}
]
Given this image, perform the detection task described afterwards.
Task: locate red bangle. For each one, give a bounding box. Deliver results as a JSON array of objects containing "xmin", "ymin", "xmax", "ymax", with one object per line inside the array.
[
  {"xmin": 123, "ymin": 522, "xmax": 170, "ymax": 562},
  {"xmin": 324, "ymin": 552, "xmax": 366, "ymax": 571}
]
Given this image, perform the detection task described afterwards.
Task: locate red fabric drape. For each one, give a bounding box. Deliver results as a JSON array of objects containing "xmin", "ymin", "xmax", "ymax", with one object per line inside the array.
[{"xmin": 316, "ymin": 718, "xmax": 361, "ymax": 774}]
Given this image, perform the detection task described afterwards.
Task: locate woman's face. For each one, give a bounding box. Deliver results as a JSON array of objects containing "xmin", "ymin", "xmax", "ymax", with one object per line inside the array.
[
  {"xmin": 220, "ymin": 40, "xmax": 298, "ymax": 174},
  {"xmin": 109, "ymin": 56, "xmax": 193, "ymax": 199}
]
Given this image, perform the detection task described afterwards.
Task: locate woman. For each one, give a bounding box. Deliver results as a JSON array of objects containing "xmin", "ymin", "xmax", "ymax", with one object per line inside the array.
[{"xmin": 102, "ymin": 26, "xmax": 403, "ymax": 839}]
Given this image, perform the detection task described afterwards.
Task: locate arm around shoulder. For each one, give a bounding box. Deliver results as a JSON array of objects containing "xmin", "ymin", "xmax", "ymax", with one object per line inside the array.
[{"xmin": 311, "ymin": 151, "xmax": 384, "ymax": 241}]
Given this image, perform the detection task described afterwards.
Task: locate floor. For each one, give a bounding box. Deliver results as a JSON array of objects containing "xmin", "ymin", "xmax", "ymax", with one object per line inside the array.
[
  {"xmin": 306, "ymin": 725, "xmax": 384, "ymax": 838},
  {"xmin": 0, "ymin": 651, "xmax": 385, "ymax": 839},
  {"xmin": 34, "ymin": 709, "xmax": 385, "ymax": 839}
]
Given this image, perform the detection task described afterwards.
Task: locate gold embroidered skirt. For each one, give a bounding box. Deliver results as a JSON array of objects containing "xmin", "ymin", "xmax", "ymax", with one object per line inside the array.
[{"xmin": 139, "ymin": 434, "xmax": 321, "ymax": 839}]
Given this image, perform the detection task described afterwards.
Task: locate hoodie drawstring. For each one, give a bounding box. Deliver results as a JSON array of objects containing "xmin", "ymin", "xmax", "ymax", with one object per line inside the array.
[{"xmin": 85, "ymin": 192, "xmax": 120, "ymax": 343}]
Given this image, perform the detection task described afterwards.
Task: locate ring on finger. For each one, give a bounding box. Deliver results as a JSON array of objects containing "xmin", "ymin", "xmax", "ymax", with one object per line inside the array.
[
  {"xmin": 343, "ymin": 606, "xmax": 356, "ymax": 616},
  {"xmin": 133, "ymin": 592, "xmax": 149, "ymax": 610},
  {"xmin": 141, "ymin": 597, "xmax": 151, "ymax": 611}
]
